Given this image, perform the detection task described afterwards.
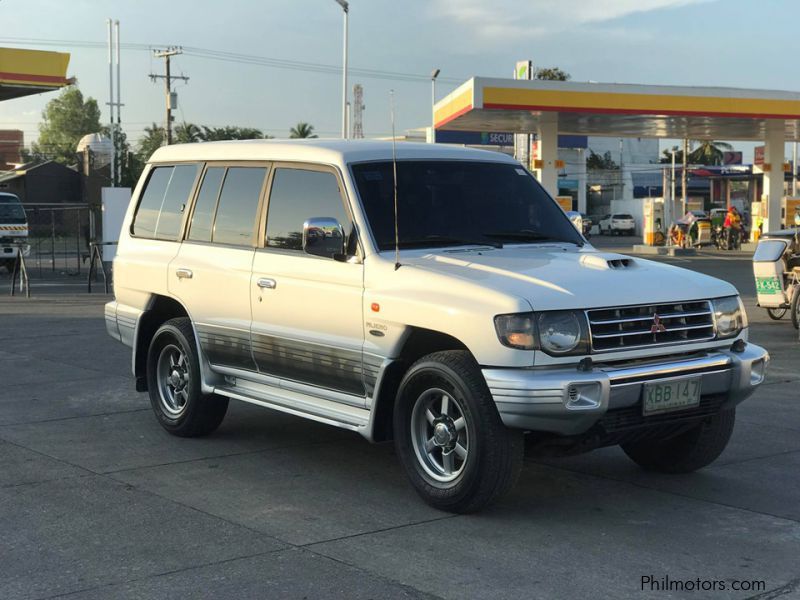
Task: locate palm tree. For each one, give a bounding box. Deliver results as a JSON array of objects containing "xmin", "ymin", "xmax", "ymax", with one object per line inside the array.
[
  {"xmin": 688, "ymin": 140, "xmax": 734, "ymax": 165},
  {"xmin": 289, "ymin": 122, "xmax": 317, "ymax": 139},
  {"xmin": 136, "ymin": 123, "xmax": 166, "ymax": 160},
  {"xmin": 174, "ymin": 122, "xmax": 202, "ymax": 144}
]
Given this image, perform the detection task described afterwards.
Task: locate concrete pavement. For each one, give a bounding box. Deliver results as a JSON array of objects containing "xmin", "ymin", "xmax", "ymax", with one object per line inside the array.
[{"xmin": 0, "ymin": 251, "xmax": 798, "ymax": 599}]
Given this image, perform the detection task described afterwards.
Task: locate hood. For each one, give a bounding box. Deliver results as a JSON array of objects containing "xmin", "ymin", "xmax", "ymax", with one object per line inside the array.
[{"xmin": 401, "ymin": 245, "xmax": 736, "ymax": 311}]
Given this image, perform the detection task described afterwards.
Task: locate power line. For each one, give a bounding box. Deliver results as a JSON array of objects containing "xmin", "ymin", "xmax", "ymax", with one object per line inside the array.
[{"xmin": 0, "ymin": 36, "xmax": 465, "ymax": 85}]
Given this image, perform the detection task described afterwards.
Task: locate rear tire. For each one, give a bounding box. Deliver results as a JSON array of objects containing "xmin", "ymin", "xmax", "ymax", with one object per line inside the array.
[
  {"xmin": 146, "ymin": 317, "xmax": 228, "ymax": 437},
  {"xmin": 767, "ymin": 307, "xmax": 787, "ymax": 320},
  {"xmin": 621, "ymin": 409, "xmax": 735, "ymax": 473},
  {"xmin": 393, "ymin": 350, "xmax": 523, "ymax": 513}
]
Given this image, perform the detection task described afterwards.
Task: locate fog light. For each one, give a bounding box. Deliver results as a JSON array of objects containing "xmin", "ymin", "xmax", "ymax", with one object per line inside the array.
[
  {"xmin": 750, "ymin": 359, "xmax": 766, "ymax": 385},
  {"xmin": 565, "ymin": 382, "xmax": 602, "ymax": 410}
]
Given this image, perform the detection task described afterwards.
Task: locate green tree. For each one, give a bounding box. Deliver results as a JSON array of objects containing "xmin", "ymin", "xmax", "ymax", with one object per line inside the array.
[
  {"xmin": 99, "ymin": 123, "xmax": 141, "ymax": 188},
  {"xmin": 200, "ymin": 125, "xmax": 268, "ymax": 141},
  {"xmin": 688, "ymin": 140, "xmax": 734, "ymax": 165},
  {"xmin": 289, "ymin": 122, "xmax": 317, "ymax": 139},
  {"xmin": 586, "ymin": 150, "xmax": 618, "ymax": 170},
  {"xmin": 136, "ymin": 123, "xmax": 166, "ymax": 162},
  {"xmin": 31, "ymin": 86, "xmax": 102, "ymax": 165},
  {"xmin": 660, "ymin": 146, "xmax": 683, "ymax": 164},
  {"xmin": 659, "ymin": 141, "xmax": 734, "ymax": 165},
  {"xmin": 534, "ymin": 67, "xmax": 571, "ymax": 81},
  {"xmin": 174, "ymin": 122, "xmax": 203, "ymax": 143}
]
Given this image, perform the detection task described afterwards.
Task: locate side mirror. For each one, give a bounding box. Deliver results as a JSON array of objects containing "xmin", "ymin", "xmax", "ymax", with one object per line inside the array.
[
  {"xmin": 566, "ymin": 211, "xmax": 582, "ymax": 232},
  {"xmin": 303, "ymin": 217, "xmax": 345, "ymax": 259}
]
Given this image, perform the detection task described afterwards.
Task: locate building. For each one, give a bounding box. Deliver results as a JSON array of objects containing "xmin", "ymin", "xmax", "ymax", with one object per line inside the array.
[{"xmin": 0, "ymin": 129, "xmax": 24, "ymax": 169}]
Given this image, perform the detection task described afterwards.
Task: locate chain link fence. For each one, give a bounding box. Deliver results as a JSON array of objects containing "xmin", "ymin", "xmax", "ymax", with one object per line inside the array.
[{"xmin": 23, "ymin": 204, "xmax": 96, "ymax": 278}]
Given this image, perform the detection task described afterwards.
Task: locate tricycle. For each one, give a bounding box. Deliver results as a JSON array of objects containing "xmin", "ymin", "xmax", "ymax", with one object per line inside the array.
[{"xmin": 752, "ymin": 228, "xmax": 800, "ymax": 327}]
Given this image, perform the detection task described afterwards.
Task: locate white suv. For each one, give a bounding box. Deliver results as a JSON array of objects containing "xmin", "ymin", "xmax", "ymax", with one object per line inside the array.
[
  {"xmin": 599, "ymin": 213, "xmax": 636, "ymax": 236},
  {"xmin": 106, "ymin": 140, "xmax": 768, "ymax": 512}
]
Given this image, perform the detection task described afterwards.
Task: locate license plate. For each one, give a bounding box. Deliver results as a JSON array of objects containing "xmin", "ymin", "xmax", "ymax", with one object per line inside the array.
[
  {"xmin": 755, "ymin": 276, "xmax": 782, "ymax": 295},
  {"xmin": 643, "ymin": 378, "xmax": 701, "ymax": 415}
]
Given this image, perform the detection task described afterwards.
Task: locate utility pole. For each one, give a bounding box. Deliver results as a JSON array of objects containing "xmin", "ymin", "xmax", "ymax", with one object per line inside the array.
[
  {"xmin": 107, "ymin": 19, "xmax": 115, "ymax": 185},
  {"xmin": 149, "ymin": 48, "xmax": 189, "ymax": 145}
]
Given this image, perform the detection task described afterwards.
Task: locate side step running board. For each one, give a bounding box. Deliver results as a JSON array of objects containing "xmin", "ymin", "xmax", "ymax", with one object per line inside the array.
[{"xmin": 214, "ymin": 382, "xmax": 370, "ymax": 433}]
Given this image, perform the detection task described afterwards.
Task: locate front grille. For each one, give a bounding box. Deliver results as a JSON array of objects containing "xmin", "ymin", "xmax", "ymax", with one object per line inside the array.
[
  {"xmin": 599, "ymin": 394, "xmax": 726, "ymax": 433},
  {"xmin": 587, "ymin": 300, "xmax": 715, "ymax": 352}
]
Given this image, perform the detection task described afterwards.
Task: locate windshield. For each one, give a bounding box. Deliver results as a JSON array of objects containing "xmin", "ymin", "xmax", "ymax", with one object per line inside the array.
[
  {"xmin": 351, "ymin": 160, "xmax": 583, "ymax": 251},
  {"xmin": 0, "ymin": 195, "xmax": 26, "ymax": 225}
]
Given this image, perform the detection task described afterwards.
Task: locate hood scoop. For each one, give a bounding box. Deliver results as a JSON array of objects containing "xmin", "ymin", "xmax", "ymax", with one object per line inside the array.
[{"xmin": 579, "ymin": 253, "xmax": 637, "ymax": 271}]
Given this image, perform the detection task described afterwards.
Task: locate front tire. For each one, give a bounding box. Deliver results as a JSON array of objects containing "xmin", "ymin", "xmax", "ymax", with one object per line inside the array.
[
  {"xmin": 621, "ymin": 409, "xmax": 735, "ymax": 473},
  {"xmin": 147, "ymin": 317, "xmax": 229, "ymax": 437},
  {"xmin": 393, "ymin": 350, "xmax": 523, "ymax": 513}
]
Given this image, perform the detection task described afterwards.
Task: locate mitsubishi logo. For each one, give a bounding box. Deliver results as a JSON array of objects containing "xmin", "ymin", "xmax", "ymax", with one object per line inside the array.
[{"xmin": 650, "ymin": 314, "xmax": 667, "ymax": 334}]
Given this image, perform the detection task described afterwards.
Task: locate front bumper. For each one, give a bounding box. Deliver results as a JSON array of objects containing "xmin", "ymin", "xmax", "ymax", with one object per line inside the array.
[{"xmin": 483, "ymin": 343, "xmax": 769, "ymax": 435}]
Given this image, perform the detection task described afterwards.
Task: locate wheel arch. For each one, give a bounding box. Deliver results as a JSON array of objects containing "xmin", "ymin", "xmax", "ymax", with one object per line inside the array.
[
  {"xmin": 367, "ymin": 326, "xmax": 471, "ymax": 443},
  {"xmin": 133, "ymin": 294, "xmax": 191, "ymax": 391}
]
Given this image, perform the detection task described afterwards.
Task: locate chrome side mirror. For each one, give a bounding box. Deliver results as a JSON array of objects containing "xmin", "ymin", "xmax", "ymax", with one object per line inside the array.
[
  {"xmin": 302, "ymin": 217, "xmax": 345, "ymax": 259},
  {"xmin": 566, "ymin": 211, "xmax": 583, "ymax": 232}
]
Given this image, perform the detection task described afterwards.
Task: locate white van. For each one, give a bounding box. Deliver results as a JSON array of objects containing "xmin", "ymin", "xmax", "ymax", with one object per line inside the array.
[{"xmin": 0, "ymin": 192, "xmax": 29, "ymax": 271}]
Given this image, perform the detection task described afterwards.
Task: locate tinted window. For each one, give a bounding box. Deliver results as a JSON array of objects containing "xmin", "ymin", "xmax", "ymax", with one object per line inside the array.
[
  {"xmin": 188, "ymin": 167, "xmax": 225, "ymax": 242},
  {"xmin": 155, "ymin": 165, "xmax": 199, "ymax": 240},
  {"xmin": 212, "ymin": 167, "xmax": 266, "ymax": 246},
  {"xmin": 615, "ymin": 214, "xmax": 634, "ymax": 219},
  {"xmin": 132, "ymin": 165, "xmax": 198, "ymax": 240},
  {"xmin": 351, "ymin": 161, "xmax": 583, "ymax": 251},
  {"xmin": 266, "ymin": 169, "xmax": 349, "ymax": 251}
]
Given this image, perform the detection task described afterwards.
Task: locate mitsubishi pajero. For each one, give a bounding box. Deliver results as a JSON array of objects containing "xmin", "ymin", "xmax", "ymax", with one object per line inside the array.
[{"xmin": 106, "ymin": 140, "xmax": 768, "ymax": 512}]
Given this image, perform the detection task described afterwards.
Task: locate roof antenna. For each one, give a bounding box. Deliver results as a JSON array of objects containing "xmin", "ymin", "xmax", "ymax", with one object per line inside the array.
[{"xmin": 390, "ymin": 89, "xmax": 401, "ymax": 270}]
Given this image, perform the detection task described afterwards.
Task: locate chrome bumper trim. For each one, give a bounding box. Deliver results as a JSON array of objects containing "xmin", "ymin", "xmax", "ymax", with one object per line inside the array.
[{"xmin": 483, "ymin": 344, "xmax": 769, "ymax": 435}]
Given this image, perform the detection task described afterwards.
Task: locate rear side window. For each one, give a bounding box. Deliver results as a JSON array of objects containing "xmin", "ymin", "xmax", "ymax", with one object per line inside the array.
[
  {"xmin": 266, "ymin": 168, "xmax": 349, "ymax": 251},
  {"xmin": 212, "ymin": 167, "xmax": 267, "ymax": 246},
  {"xmin": 132, "ymin": 165, "xmax": 199, "ymax": 240}
]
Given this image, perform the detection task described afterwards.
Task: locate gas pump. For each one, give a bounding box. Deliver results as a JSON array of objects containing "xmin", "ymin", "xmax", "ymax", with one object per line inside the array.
[{"xmin": 643, "ymin": 197, "xmax": 665, "ymax": 245}]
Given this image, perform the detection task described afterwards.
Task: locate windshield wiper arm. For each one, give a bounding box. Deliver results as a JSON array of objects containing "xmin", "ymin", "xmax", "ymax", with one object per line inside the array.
[{"xmin": 483, "ymin": 230, "xmax": 583, "ymax": 247}]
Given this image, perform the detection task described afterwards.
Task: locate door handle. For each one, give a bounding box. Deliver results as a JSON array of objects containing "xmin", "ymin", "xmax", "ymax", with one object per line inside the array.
[
  {"xmin": 175, "ymin": 268, "xmax": 193, "ymax": 280},
  {"xmin": 257, "ymin": 277, "xmax": 277, "ymax": 289}
]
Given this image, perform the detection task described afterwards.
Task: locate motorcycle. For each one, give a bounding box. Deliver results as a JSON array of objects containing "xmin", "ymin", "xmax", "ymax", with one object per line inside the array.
[{"xmin": 714, "ymin": 226, "xmax": 743, "ymax": 251}]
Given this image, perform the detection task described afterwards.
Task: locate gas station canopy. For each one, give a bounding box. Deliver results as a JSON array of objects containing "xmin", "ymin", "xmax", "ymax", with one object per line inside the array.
[
  {"xmin": 434, "ymin": 77, "xmax": 800, "ymax": 232},
  {"xmin": 0, "ymin": 47, "xmax": 72, "ymax": 102},
  {"xmin": 434, "ymin": 78, "xmax": 800, "ymax": 141}
]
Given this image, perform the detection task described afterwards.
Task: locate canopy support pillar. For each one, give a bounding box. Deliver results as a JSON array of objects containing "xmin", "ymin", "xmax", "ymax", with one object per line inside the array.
[
  {"xmin": 763, "ymin": 120, "xmax": 785, "ymax": 232},
  {"xmin": 535, "ymin": 116, "xmax": 559, "ymax": 198}
]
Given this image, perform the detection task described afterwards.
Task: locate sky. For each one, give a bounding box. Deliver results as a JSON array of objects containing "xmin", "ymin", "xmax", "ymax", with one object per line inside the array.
[{"xmin": 1, "ymin": 0, "xmax": 799, "ymax": 159}]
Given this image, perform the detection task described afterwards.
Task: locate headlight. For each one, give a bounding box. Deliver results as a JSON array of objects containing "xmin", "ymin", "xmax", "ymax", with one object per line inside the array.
[
  {"xmin": 712, "ymin": 296, "xmax": 747, "ymax": 339},
  {"xmin": 495, "ymin": 310, "xmax": 589, "ymax": 355},
  {"xmin": 537, "ymin": 311, "xmax": 586, "ymax": 355},
  {"xmin": 494, "ymin": 313, "xmax": 536, "ymax": 350}
]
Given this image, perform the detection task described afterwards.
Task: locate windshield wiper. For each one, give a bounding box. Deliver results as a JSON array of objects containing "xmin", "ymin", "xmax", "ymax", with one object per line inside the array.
[
  {"xmin": 396, "ymin": 235, "xmax": 503, "ymax": 249},
  {"xmin": 483, "ymin": 230, "xmax": 583, "ymax": 247}
]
